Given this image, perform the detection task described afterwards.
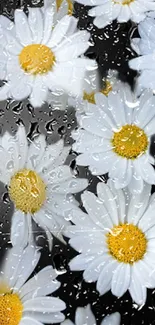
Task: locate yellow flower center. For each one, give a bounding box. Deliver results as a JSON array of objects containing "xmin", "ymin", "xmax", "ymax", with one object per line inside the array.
[
  {"xmin": 113, "ymin": 0, "xmax": 134, "ymax": 5},
  {"xmin": 83, "ymin": 80, "xmax": 113, "ymax": 104},
  {"xmin": 56, "ymin": 0, "xmax": 73, "ymax": 14},
  {"xmin": 111, "ymin": 124, "xmax": 148, "ymax": 159},
  {"xmin": 107, "ymin": 224, "xmax": 147, "ymax": 264},
  {"xmin": 0, "ymin": 293, "xmax": 23, "ymax": 325},
  {"xmin": 19, "ymin": 44, "xmax": 56, "ymax": 75},
  {"xmin": 9, "ymin": 169, "xmax": 46, "ymax": 213}
]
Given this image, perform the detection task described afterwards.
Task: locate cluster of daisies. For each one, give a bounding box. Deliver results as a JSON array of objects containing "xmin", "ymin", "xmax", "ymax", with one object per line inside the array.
[{"xmin": 0, "ymin": 0, "xmax": 155, "ymax": 324}]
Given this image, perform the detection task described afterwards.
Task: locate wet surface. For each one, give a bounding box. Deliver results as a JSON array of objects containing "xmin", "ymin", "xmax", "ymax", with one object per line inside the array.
[{"xmin": 0, "ymin": 0, "xmax": 154, "ymax": 324}]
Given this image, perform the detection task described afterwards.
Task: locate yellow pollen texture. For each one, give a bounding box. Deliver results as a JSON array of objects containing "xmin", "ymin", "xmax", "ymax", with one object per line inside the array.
[
  {"xmin": 0, "ymin": 293, "xmax": 23, "ymax": 325},
  {"xmin": 56, "ymin": 0, "xmax": 73, "ymax": 14},
  {"xmin": 112, "ymin": 124, "xmax": 148, "ymax": 159},
  {"xmin": 19, "ymin": 44, "xmax": 56, "ymax": 75},
  {"xmin": 107, "ymin": 224, "xmax": 147, "ymax": 264},
  {"xmin": 101, "ymin": 80, "xmax": 113, "ymax": 96},
  {"xmin": 9, "ymin": 169, "xmax": 46, "ymax": 213}
]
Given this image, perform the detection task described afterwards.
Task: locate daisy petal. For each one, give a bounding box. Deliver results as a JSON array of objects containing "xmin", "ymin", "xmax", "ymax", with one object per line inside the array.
[
  {"xmin": 76, "ymin": 0, "xmax": 99, "ymax": 4},
  {"xmin": 97, "ymin": 259, "xmax": 118, "ymax": 295},
  {"xmin": 138, "ymin": 155, "xmax": 155, "ymax": 185},
  {"xmin": 108, "ymin": 180, "xmax": 126, "ymax": 224},
  {"xmin": 42, "ymin": 8, "xmax": 54, "ymax": 44},
  {"xmin": 93, "ymin": 15, "xmax": 111, "ymax": 29},
  {"xmin": 54, "ymin": 0, "xmax": 68, "ymax": 23},
  {"xmin": 26, "ymin": 134, "xmax": 46, "ymax": 170},
  {"xmin": 65, "ymin": 208, "xmax": 92, "ymax": 227},
  {"xmin": 81, "ymin": 191, "xmax": 113, "ymax": 229},
  {"xmin": 36, "ymin": 140, "xmax": 65, "ymax": 172},
  {"xmin": 133, "ymin": 259, "xmax": 153, "ymax": 288},
  {"xmin": 2, "ymin": 245, "xmax": 23, "ymax": 288},
  {"xmin": 28, "ymin": 8, "xmax": 43, "ymax": 44},
  {"xmin": 14, "ymin": 126, "xmax": 27, "ymax": 169},
  {"xmin": 110, "ymin": 158, "xmax": 132, "ymax": 189},
  {"xmin": 97, "ymin": 182, "xmax": 118, "ymax": 225},
  {"xmin": 89, "ymin": 3, "xmax": 111, "ymax": 17},
  {"xmin": 146, "ymin": 225, "xmax": 155, "ymax": 240},
  {"xmin": 22, "ymin": 279, "xmax": 60, "ymax": 303},
  {"xmin": 108, "ymin": 91, "xmax": 126, "ymax": 126},
  {"xmin": 49, "ymin": 178, "xmax": 88, "ymax": 194},
  {"xmin": 10, "ymin": 77, "xmax": 31, "ymax": 101},
  {"xmin": 101, "ymin": 312, "xmax": 121, "ymax": 325},
  {"xmin": 47, "ymin": 15, "xmax": 72, "ymax": 48},
  {"xmin": 0, "ymin": 15, "xmax": 15, "ymax": 34},
  {"xmin": 45, "ymin": 192, "xmax": 78, "ymax": 219},
  {"xmin": 0, "ymin": 82, "xmax": 11, "ymax": 100},
  {"xmin": 48, "ymin": 59, "xmax": 94, "ymax": 97},
  {"xmin": 68, "ymin": 254, "xmax": 95, "ymax": 271},
  {"xmin": 11, "ymin": 210, "xmax": 29, "ymax": 248},
  {"xmin": 65, "ymin": 225, "xmax": 101, "ymax": 238},
  {"xmin": 4, "ymin": 29, "xmax": 22, "ymax": 55},
  {"xmin": 44, "ymin": 165, "xmax": 73, "ymax": 184},
  {"xmin": 75, "ymin": 305, "xmax": 96, "ymax": 325},
  {"xmin": 127, "ymin": 183, "xmax": 151, "ymax": 224},
  {"xmin": 129, "ymin": 264, "xmax": 147, "ymax": 305},
  {"xmin": 127, "ymin": 167, "xmax": 143, "ymax": 194},
  {"xmin": 55, "ymin": 31, "xmax": 90, "ymax": 61},
  {"xmin": 66, "ymin": 17, "xmax": 78, "ymax": 36},
  {"xmin": 19, "ymin": 317, "xmax": 42, "ymax": 325},
  {"xmin": 15, "ymin": 10, "xmax": 32, "ymax": 46},
  {"xmin": 23, "ymin": 297, "xmax": 66, "ymax": 313},
  {"xmin": 13, "ymin": 246, "xmax": 41, "ymax": 292},
  {"xmin": 135, "ymin": 95, "xmax": 155, "ymax": 128},
  {"xmin": 139, "ymin": 206, "xmax": 155, "ymax": 232},
  {"xmin": 69, "ymin": 235, "xmax": 106, "ymax": 255},
  {"xmin": 83, "ymin": 254, "xmax": 111, "ymax": 283},
  {"xmin": 129, "ymin": 54, "xmax": 155, "ymax": 71},
  {"xmin": 33, "ymin": 208, "xmax": 66, "ymax": 244},
  {"xmin": 118, "ymin": 5, "xmax": 130, "ymax": 22},
  {"xmin": 61, "ymin": 320, "xmax": 74, "ymax": 325},
  {"xmin": 29, "ymin": 76, "xmax": 48, "ymax": 108},
  {"xmin": 20, "ymin": 266, "xmax": 58, "ymax": 299},
  {"xmin": 112, "ymin": 263, "xmax": 130, "ymax": 297},
  {"xmin": 2, "ymin": 130, "xmax": 19, "ymax": 174},
  {"xmin": 0, "ymin": 147, "xmax": 13, "ymax": 184},
  {"xmin": 32, "ymin": 312, "xmax": 65, "ymax": 324},
  {"xmin": 137, "ymin": 70, "xmax": 155, "ymax": 90},
  {"xmin": 138, "ymin": 17, "xmax": 155, "ymax": 40}
]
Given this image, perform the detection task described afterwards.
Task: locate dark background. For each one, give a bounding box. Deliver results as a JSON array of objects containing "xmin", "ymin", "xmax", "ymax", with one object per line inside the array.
[{"xmin": 0, "ymin": 0, "xmax": 154, "ymax": 324}]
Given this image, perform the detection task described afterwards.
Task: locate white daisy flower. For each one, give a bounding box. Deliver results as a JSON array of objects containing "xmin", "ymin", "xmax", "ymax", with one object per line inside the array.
[
  {"xmin": 72, "ymin": 88, "xmax": 155, "ymax": 193},
  {"xmin": 129, "ymin": 16, "xmax": 155, "ymax": 93},
  {"xmin": 76, "ymin": 0, "xmax": 155, "ymax": 29},
  {"xmin": 0, "ymin": 6, "xmax": 95, "ymax": 108},
  {"xmin": 0, "ymin": 125, "xmax": 88, "ymax": 249},
  {"xmin": 0, "ymin": 244, "xmax": 66, "ymax": 325},
  {"xmin": 61, "ymin": 304, "xmax": 121, "ymax": 325},
  {"xmin": 65, "ymin": 181, "xmax": 155, "ymax": 305}
]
